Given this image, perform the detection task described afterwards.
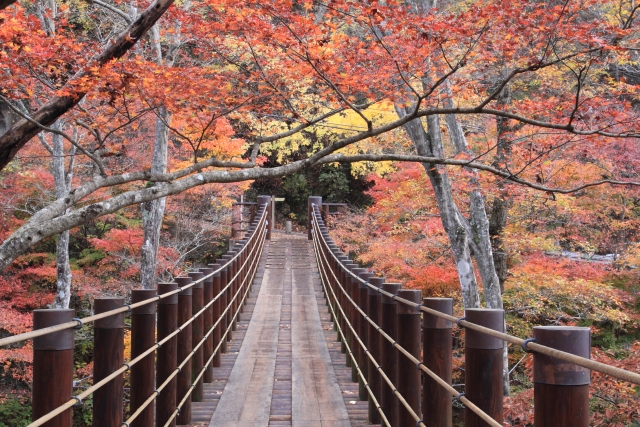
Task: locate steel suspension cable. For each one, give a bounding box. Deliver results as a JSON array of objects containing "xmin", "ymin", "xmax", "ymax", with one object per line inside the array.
[
  {"xmin": 311, "ymin": 205, "xmax": 640, "ymax": 387},
  {"xmin": 161, "ymin": 230, "xmax": 266, "ymax": 427},
  {"xmin": 125, "ymin": 226, "xmax": 267, "ymax": 427},
  {"xmin": 0, "ymin": 209, "xmax": 269, "ymax": 348},
  {"xmin": 311, "ymin": 228, "xmax": 391, "ymax": 427},
  {"xmin": 312, "ymin": 215, "xmax": 502, "ymax": 427},
  {"xmin": 312, "ymin": 220, "xmax": 426, "ymax": 427},
  {"xmin": 24, "ymin": 218, "xmax": 268, "ymax": 427}
]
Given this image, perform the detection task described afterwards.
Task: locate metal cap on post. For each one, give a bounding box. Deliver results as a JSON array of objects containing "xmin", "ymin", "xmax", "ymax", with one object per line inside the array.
[
  {"xmin": 397, "ymin": 289, "xmax": 422, "ymax": 427},
  {"xmin": 32, "ymin": 309, "xmax": 75, "ymax": 427},
  {"xmin": 93, "ymin": 298, "xmax": 125, "ymax": 427},
  {"xmin": 257, "ymin": 195, "xmax": 272, "ymax": 240},
  {"xmin": 464, "ymin": 308, "xmax": 504, "ymax": 427},
  {"xmin": 422, "ymin": 298, "xmax": 453, "ymax": 427},
  {"xmin": 533, "ymin": 326, "xmax": 591, "ymax": 427},
  {"xmin": 308, "ymin": 196, "xmax": 322, "ymax": 240}
]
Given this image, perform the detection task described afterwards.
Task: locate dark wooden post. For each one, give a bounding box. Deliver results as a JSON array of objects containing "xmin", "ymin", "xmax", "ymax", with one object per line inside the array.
[
  {"xmin": 175, "ymin": 277, "xmax": 193, "ymax": 426},
  {"xmin": 188, "ymin": 271, "xmax": 204, "ymax": 402},
  {"xmin": 257, "ymin": 195, "xmax": 272, "ymax": 240},
  {"xmin": 237, "ymin": 240, "xmax": 248, "ymax": 314},
  {"xmin": 464, "ymin": 308, "xmax": 504, "ymax": 427},
  {"xmin": 225, "ymin": 252, "xmax": 238, "ymax": 331},
  {"xmin": 423, "ymin": 298, "xmax": 453, "ymax": 427},
  {"xmin": 216, "ymin": 258, "xmax": 230, "ymax": 350},
  {"xmin": 357, "ymin": 270, "xmax": 373, "ymax": 401},
  {"xmin": 346, "ymin": 264, "xmax": 363, "ymax": 373},
  {"xmin": 367, "ymin": 277, "xmax": 385, "ymax": 424},
  {"xmin": 157, "ymin": 283, "xmax": 178, "ymax": 427},
  {"xmin": 337, "ymin": 256, "xmax": 350, "ymax": 350},
  {"xmin": 32, "ymin": 309, "xmax": 74, "ymax": 427},
  {"xmin": 380, "ymin": 283, "xmax": 402, "ymax": 427},
  {"xmin": 349, "ymin": 267, "xmax": 365, "ymax": 383},
  {"xmin": 209, "ymin": 263, "xmax": 223, "ymax": 365},
  {"xmin": 308, "ymin": 196, "xmax": 322, "ymax": 240},
  {"xmin": 130, "ymin": 289, "xmax": 156, "ymax": 427},
  {"xmin": 93, "ymin": 298, "xmax": 124, "ymax": 427},
  {"xmin": 533, "ymin": 326, "xmax": 591, "ymax": 427},
  {"xmin": 200, "ymin": 267, "xmax": 214, "ymax": 381},
  {"xmin": 397, "ymin": 289, "xmax": 422, "ymax": 427}
]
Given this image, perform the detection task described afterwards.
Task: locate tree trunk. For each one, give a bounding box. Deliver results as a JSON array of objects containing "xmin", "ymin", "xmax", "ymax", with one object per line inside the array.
[
  {"xmin": 51, "ymin": 122, "xmax": 73, "ymax": 308},
  {"xmin": 140, "ymin": 107, "xmax": 169, "ymax": 289},
  {"xmin": 396, "ymin": 107, "xmax": 481, "ymax": 309}
]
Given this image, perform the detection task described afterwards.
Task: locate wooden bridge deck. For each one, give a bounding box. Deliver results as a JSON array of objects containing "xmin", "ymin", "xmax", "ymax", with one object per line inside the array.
[{"xmin": 184, "ymin": 232, "xmax": 378, "ymax": 427}]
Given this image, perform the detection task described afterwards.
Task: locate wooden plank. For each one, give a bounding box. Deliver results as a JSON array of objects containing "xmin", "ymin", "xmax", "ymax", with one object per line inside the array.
[{"xmin": 291, "ymin": 246, "xmax": 351, "ymax": 426}]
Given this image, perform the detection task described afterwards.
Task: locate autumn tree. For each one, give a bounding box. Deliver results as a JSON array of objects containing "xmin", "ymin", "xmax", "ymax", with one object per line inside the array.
[{"xmin": 1, "ymin": 0, "xmax": 639, "ymax": 294}]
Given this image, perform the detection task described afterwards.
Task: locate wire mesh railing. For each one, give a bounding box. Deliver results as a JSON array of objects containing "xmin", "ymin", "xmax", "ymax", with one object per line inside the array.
[
  {"xmin": 1, "ymin": 199, "xmax": 272, "ymax": 427},
  {"xmin": 309, "ymin": 198, "xmax": 640, "ymax": 427}
]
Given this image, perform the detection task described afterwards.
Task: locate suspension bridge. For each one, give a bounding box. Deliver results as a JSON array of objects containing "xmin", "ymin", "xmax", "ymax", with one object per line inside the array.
[{"xmin": 2, "ymin": 196, "xmax": 640, "ymax": 427}]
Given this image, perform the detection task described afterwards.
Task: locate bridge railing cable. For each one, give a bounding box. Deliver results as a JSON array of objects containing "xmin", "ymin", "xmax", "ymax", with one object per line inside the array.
[
  {"xmin": 309, "ymin": 199, "xmax": 640, "ymax": 427},
  {"xmin": 311, "ymin": 211, "xmax": 501, "ymax": 427},
  {"xmin": 2, "ymin": 198, "xmax": 272, "ymax": 427}
]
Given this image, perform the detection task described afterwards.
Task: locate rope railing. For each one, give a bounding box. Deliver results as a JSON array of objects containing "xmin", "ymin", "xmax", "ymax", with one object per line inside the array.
[
  {"xmin": 128, "ymin": 225, "xmax": 266, "ymax": 427},
  {"xmin": 0, "ymin": 209, "xmax": 268, "ymax": 349},
  {"xmin": 311, "ymin": 205, "xmax": 640, "ymax": 387},
  {"xmin": 10, "ymin": 198, "xmax": 272, "ymax": 427},
  {"xmin": 308, "ymin": 198, "xmax": 640, "ymax": 427},
  {"xmin": 312, "ymin": 213, "xmax": 502, "ymax": 427},
  {"xmin": 311, "ymin": 226, "xmax": 391, "ymax": 427}
]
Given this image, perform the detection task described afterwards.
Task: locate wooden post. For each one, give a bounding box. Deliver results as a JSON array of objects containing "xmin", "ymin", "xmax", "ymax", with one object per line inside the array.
[
  {"xmin": 175, "ymin": 277, "xmax": 193, "ymax": 426},
  {"xmin": 357, "ymin": 270, "xmax": 373, "ymax": 401},
  {"xmin": 422, "ymin": 298, "xmax": 453, "ymax": 427},
  {"xmin": 32, "ymin": 309, "xmax": 74, "ymax": 427},
  {"xmin": 464, "ymin": 309, "xmax": 504, "ymax": 427},
  {"xmin": 216, "ymin": 258, "xmax": 230, "ymax": 349},
  {"xmin": 130, "ymin": 289, "xmax": 156, "ymax": 427},
  {"xmin": 188, "ymin": 271, "xmax": 204, "ymax": 402},
  {"xmin": 93, "ymin": 298, "xmax": 124, "ymax": 427},
  {"xmin": 200, "ymin": 267, "xmax": 214, "ymax": 381},
  {"xmin": 533, "ymin": 326, "xmax": 591, "ymax": 427},
  {"xmin": 308, "ymin": 196, "xmax": 322, "ymax": 240},
  {"xmin": 337, "ymin": 256, "xmax": 350, "ymax": 348},
  {"xmin": 380, "ymin": 283, "xmax": 402, "ymax": 427},
  {"xmin": 257, "ymin": 195, "xmax": 271, "ymax": 240},
  {"xmin": 349, "ymin": 267, "xmax": 365, "ymax": 383},
  {"xmin": 345, "ymin": 264, "xmax": 362, "ymax": 373},
  {"xmin": 157, "ymin": 283, "xmax": 178, "ymax": 427},
  {"xmin": 237, "ymin": 241, "xmax": 247, "ymax": 315},
  {"xmin": 367, "ymin": 277, "xmax": 385, "ymax": 424},
  {"xmin": 224, "ymin": 253, "xmax": 236, "ymax": 329},
  {"xmin": 208, "ymin": 264, "xmax": 223, "ymax": 367},
  {"xmin": 397, "ymin": 289, "xmax": 422, "ymax": 427}
]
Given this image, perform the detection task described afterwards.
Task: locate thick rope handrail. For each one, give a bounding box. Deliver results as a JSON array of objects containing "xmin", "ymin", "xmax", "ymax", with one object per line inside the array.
[
  {"xmin": 160, "ymin": 231, "xmax": 265, "ymax": 427},
  {"xmin": 312, "ymin": 218, "xmax": 501, "ymax": 427},
  {"xmin": 125, "ymin": 226, "xmax": 267, "ymax": 427},
  {"xmin": 0, "ymin": 208, "xmax": 268, "ymax": 348},
  {"xmin": 312, "ymin": 229, "xmax": 391, "ymax": 427},
  {"xmin": 24, "ymin": 222, "xmax": 268, "ymax": 427},
  {"xmin": 311, "ymin": 206, "xmax": 640, "ymax": 387}
]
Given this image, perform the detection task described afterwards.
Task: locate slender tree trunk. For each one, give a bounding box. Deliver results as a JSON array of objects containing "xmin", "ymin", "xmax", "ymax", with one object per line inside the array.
[
  {"xmin": 51, "ymin": 122, "xmax": 73, "ymax": 308},
  {"xmin": 140, "ymin": 107, "xmax": 169, "ymax": 289},
  {"xmin": 397, "ymin": 107, "xmax": 481, "ymax": 308}
]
